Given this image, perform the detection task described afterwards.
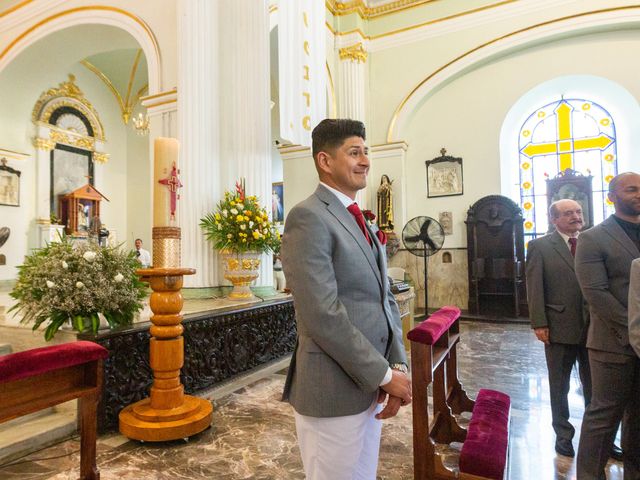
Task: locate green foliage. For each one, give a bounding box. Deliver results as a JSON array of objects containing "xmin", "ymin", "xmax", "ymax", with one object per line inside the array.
[
  {"xmin": 200, "ymin": 182, "xmax": 281, "ymax": 254},
  {"xmin": 9, "ymin": 237, "xmax": 148, "ymax": 341}
]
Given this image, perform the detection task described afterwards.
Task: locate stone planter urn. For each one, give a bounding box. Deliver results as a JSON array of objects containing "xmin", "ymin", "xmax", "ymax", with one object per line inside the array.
[{"xmin": 220, "ymin": 250, "xmax": 261, "ymax": 299}]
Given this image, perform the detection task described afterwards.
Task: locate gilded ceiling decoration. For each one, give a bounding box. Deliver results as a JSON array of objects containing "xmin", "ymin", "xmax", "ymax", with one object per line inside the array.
[{"xmin": 81, "ymin": 49, "xmax": 149, "ymax": 125}]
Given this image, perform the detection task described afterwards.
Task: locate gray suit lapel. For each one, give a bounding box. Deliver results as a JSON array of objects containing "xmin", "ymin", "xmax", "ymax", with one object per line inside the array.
[
  {"xmin": 550, "ymin": 231, "xmax": 575, "ymax": 271},
  {"xmin": 315, "ymin": 187, "xmax": 383, "ymax": 288},
  {"xmin": 602, "ymin": 216, "xmax": 640, "ymax": 257}
]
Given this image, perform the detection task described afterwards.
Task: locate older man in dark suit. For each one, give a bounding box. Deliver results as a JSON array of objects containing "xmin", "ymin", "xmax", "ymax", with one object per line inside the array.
[
  {"xmin": 281, "ymin": 119, "xmax": 411, "ymax": 479},
  {"xmin": 526, "ymin": 199, "xmax": 590, "ymax": 458},
  {"xmin": 575, "ymin": 172, "xmax": 640, "ymax": 479}
]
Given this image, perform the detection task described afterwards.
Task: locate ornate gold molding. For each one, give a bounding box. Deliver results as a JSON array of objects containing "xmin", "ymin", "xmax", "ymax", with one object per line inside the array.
[
  {"xmin": 326, "ymin": 0, "xmax": 436, "ymax": 19},
  {"xmin": 49, "ymin": 127, "xmax": 95, "ymax": 150},
  {"xmin": 32, "ymin": 74, "xmax": 105, "ymax": 141},
  {"xmin": 93, "ymin": 152, "xmax": 109, "ymax": 164},
  {"xmin": 326, "ymin": 0, "xmax": 518, "ymax": 40},
  {"xmin": 339, "ymin": 43, "xmax": 367, "ymax": 63},
  {"xmin": 32, "ymin": 137, "xmax": 55, "ymax": 151}
]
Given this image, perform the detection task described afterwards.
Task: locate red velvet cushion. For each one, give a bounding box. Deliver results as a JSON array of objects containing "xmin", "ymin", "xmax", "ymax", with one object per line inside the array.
[
  {"xmin": 459, "ymin": 389, "xmax": 511, "ymax": 480},
  {"xmin": 0, "ymin": 341, "xmax": 108, "ymax": 384},
  {"xmin": 407, "ymin": 306, "xmax": 461, "ymax": 345}
]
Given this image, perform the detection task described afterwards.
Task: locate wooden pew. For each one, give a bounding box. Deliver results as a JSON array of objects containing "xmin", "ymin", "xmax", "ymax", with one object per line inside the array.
[
  {"xmin": 0, "ymin": 341, "xmax": 108, "ymax": 480},
  {"xmin": 408, "ymin": 306, "xmax": 510, "ymax": 480}
]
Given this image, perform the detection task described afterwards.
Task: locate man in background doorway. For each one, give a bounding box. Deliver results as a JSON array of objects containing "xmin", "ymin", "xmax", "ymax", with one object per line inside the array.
[
  {"xmin": 134, "ymin": 238, "xmax": 151, "ymax": 268},
  {"xmin": 525, "ymin": 199, "xmax": 590, "ymax": 458}
]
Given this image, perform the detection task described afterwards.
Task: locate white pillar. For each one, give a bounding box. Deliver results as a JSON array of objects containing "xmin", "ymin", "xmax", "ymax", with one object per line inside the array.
[
  {"xmin": 218, "ymin": 0, "xmax": 273, "ymax": 287},
  {"xmin": 177, "ymin": 0, "xmax": 220, "ymax": 287},
  {"xmin": 337, "ymin": 42, "xmax": 367, "ymax": 123},
  {"xmin": 337, "ymin": 40, "xmax": 369, "ymax": 208}
]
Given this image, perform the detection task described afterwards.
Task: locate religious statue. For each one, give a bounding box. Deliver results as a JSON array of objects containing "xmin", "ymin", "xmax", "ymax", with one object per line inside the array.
[
  {"xmin": 77, "ymin": 204, "xmax": 89, "ymax": 231},
  {"xmin": 376, "ymin": 175, "xmax": 394, "ymax": 233}
]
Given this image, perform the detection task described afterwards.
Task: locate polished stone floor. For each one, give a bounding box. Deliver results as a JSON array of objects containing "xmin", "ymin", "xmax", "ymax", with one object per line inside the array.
[{"xmin": 0, "ymin": 322, "xmax": 624, "ymax": 479}]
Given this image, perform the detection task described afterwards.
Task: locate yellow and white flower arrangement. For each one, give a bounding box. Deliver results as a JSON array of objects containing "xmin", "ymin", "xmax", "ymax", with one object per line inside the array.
[{"xmin": 200, "ymin": 179, "xmax": 280, "ymax": 254}]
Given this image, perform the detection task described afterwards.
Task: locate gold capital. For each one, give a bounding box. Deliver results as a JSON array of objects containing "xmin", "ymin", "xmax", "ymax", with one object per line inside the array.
[
  {"xmin": 93, "ymin": 152, "xmax": 110, "ymax": 164},
  {"xmin": 339, "ymin": 43, "xmax": 367, "ymax": 63},
  {"xmin": 33, "ymin": 137, "xmax": 56, "ymax": 151}
]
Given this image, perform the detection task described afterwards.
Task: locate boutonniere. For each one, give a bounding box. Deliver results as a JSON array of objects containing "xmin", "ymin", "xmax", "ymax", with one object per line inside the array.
[{"xmin": 362, "ymin": 209, "xmax": 387, "ymax": 246}]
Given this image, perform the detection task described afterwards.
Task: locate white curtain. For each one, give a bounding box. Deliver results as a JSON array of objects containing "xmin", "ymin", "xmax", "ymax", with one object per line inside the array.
[{"xmin": 278, "ymin": 0, "xmax": 326, "ymax": 147}]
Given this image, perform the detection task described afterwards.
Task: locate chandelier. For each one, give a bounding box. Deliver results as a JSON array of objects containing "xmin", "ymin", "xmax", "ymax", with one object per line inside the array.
[{"xmin": 132, "ymin": 113, "xmax": 150, "ymax": 135}]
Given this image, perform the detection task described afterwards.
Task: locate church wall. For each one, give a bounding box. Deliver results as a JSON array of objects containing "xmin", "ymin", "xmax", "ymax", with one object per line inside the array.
[{"xmin": 372, "ymin": 27, "xmax": 640, "ymax": 309}]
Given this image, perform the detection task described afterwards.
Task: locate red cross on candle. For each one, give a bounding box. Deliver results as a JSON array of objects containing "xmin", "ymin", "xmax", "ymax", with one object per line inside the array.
[{"xmin": 158, "ymin": 162, "xmax": 183, "ymax": 220}]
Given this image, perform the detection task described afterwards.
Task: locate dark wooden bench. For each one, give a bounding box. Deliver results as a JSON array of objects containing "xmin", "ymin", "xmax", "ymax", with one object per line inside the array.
[
  {"xmin": 408, "ymin": 306, "xmax": 510, "ymax": 480},
  {"xmin": 0, "ymin": 341, "xmax": 108, "ymax": 480}
]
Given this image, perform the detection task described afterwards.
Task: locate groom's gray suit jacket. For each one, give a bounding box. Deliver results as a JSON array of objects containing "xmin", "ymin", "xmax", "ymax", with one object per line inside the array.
[{"xmin": 281, "ymin": 185, "xmax": 407, "ymax": 417}]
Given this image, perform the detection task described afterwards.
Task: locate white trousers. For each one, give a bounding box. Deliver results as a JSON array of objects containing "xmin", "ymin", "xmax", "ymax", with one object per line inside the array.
[{"xmin": 294, "ymin": 401, "xmax": 383, "ymax": 480}]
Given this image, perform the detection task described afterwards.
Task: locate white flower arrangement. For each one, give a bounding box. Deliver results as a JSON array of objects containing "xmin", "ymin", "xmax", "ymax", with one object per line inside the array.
[{"xmin": 10, "ymin": 238, "xmax": 148, "ymax": 340}]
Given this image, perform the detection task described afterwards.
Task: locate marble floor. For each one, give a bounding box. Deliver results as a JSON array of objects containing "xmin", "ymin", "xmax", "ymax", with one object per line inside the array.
[{"xmin": 0, "ymin": 322, "xmax": 625, "ymax": 480}]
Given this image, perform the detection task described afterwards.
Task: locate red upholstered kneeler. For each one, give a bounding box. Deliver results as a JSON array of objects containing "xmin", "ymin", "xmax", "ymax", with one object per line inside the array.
[
  {"xmin": 0, "ymin": 341, "xmax": 108, "ymax": 480},
  {"xmin": 408, "ymin": 307, "xmax": 510, "ymax": 480}
]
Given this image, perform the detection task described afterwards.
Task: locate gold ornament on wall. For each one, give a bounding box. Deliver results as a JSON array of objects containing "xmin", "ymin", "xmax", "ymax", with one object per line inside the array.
[
  {"xmin": 339, "ymin": 43, "xmax": 368, "ymax": 63},
  {"xmin": 31, "ymin": 74, "xmax": 105, "ymax": 141}
]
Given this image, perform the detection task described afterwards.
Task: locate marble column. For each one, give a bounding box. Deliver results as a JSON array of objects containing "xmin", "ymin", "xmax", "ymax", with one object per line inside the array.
[
  {"xmin": 218, "ymin": 0, "xmax": 273, "ymax": 287},
  {"xmin": 177, "ymin": 0, "xmax": 220, "ymax": 287},
  {"xmin": 337, "ymin": 40, "xmax": 369, "ymax": 208}
]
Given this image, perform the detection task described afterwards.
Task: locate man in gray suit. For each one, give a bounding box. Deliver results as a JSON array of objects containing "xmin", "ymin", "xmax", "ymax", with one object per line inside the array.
[
  {"xmin": 526, "ymin": 199, "xmax": 591, "ymax": 458},
  {"xmin": 281, "ymin": 119, "xmax": 411, "ymax": 480},
  {"xmin": 575, "ymin": 172, "xmax": 640, "ymax": 479}
]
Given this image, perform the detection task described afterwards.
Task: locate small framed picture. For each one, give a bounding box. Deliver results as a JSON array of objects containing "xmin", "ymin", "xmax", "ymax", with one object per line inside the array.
[
  {"xmin": 425, "ymin": 150, "xmax": 463, "ymax": 198},
  {"xmin": 272, "ymin": 182, "xmax": 284, "ymax": 223},
  {"xmin": 0, "ymin": 160, "xmax": 20, "ymax": 207},
  {"xmin": 439, "ymin": 211, "xmax": 453, "ymax": 235}
]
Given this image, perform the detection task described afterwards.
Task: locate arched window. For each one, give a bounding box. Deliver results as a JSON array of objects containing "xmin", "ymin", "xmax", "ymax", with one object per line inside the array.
[{"xmin": 518, "ymin": 98, "xmax": 617, "ymax": 241}]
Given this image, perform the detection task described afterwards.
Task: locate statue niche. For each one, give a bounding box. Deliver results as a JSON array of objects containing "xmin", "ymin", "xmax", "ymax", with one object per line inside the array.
[{"xmin": 465, "ymin": 195, "xmax": 528, "ymax": 319}]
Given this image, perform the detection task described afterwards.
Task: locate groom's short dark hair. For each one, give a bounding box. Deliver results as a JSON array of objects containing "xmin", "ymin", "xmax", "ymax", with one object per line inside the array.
[{"xmin": 312, "ymin": 119, "xmax": 366, "ymax": 160}]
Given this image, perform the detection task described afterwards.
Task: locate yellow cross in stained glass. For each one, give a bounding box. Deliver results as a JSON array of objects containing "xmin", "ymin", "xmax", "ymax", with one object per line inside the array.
[{"xmin": 520, "ymin": 101, "xmax": 614, "ymax": 171}]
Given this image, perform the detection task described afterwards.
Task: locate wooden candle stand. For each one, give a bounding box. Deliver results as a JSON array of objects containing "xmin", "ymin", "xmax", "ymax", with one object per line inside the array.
[{"xmin": 119, "ymin": 268, "xmax": 212, "ymax": 441}]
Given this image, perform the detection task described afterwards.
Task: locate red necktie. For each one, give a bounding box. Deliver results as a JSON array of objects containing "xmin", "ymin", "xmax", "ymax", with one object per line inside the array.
[
  {"xmin": 347, "ymin": 203, "xmax": 371, "ymax": 246},
  {"xmin": 568, "ymin": 237, "xmax": 577, "ymax": 257}
]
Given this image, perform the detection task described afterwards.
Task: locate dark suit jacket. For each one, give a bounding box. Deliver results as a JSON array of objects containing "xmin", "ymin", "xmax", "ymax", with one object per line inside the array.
[
  {"xmin": 281, "ymin": 185, "xmax": 406, "ymax": 417},
  {"xmin": 525, "ymin": 230, "xmax": 589, "ymax": 344},
  {"xmin": 575, "ymin": 215, "xmax": 640, "ymax": 355}
]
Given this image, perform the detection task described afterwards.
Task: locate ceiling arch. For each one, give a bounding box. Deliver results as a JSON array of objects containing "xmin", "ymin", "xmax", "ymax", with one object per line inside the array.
[
  {"xmin": 0, "ymin": 5, "xmax": 162, "ymax": 93},
  {"xmin": 387, "ymin": 5, "xmax": 640, "ymax": 143}
]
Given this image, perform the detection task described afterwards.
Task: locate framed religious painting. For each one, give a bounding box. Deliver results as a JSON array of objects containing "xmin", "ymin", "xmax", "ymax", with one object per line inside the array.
[
  {"xmin": 272, "ymin": 182, "xmax": 284, "ymax": 223},
  {"xmin": 425, "ymin": 149, "xmax": 463, "ymax": 198},
  {"xmin": 0, "ymin": 159, "xmax": 21, "ymax": 207}
]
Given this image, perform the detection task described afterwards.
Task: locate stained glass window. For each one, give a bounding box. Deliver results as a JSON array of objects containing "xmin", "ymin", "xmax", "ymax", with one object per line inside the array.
[{"xmin": 518, "ymin": 98, "xmax": 617, "ymax": 244}]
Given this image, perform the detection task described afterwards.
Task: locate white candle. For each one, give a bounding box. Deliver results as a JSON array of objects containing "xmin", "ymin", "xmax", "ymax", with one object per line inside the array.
[{"xmin": 153, "ymin": 137, "xmax": 180, "ymax": 227}]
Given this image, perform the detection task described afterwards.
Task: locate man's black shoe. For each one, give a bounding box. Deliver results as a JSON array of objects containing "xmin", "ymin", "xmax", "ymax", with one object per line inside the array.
[
  {"xmin": 610, "ymin": 444, "xmax": 623, "ymax": 461},
  {"xmin": 555, "ymin": 438, "xmax": 575, "ymax": 457}
]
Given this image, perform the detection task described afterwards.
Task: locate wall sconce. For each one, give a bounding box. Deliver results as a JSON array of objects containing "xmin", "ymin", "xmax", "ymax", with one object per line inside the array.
[{"xmin": 132, "ymin": 113, "xmax": 150, "ymax": 135}]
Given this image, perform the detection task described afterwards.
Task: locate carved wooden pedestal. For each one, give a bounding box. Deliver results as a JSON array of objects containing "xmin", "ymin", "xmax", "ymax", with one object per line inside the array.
[{"xmin": 119, "ymin": 268, "xmax": 212, "ymax": 441}]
